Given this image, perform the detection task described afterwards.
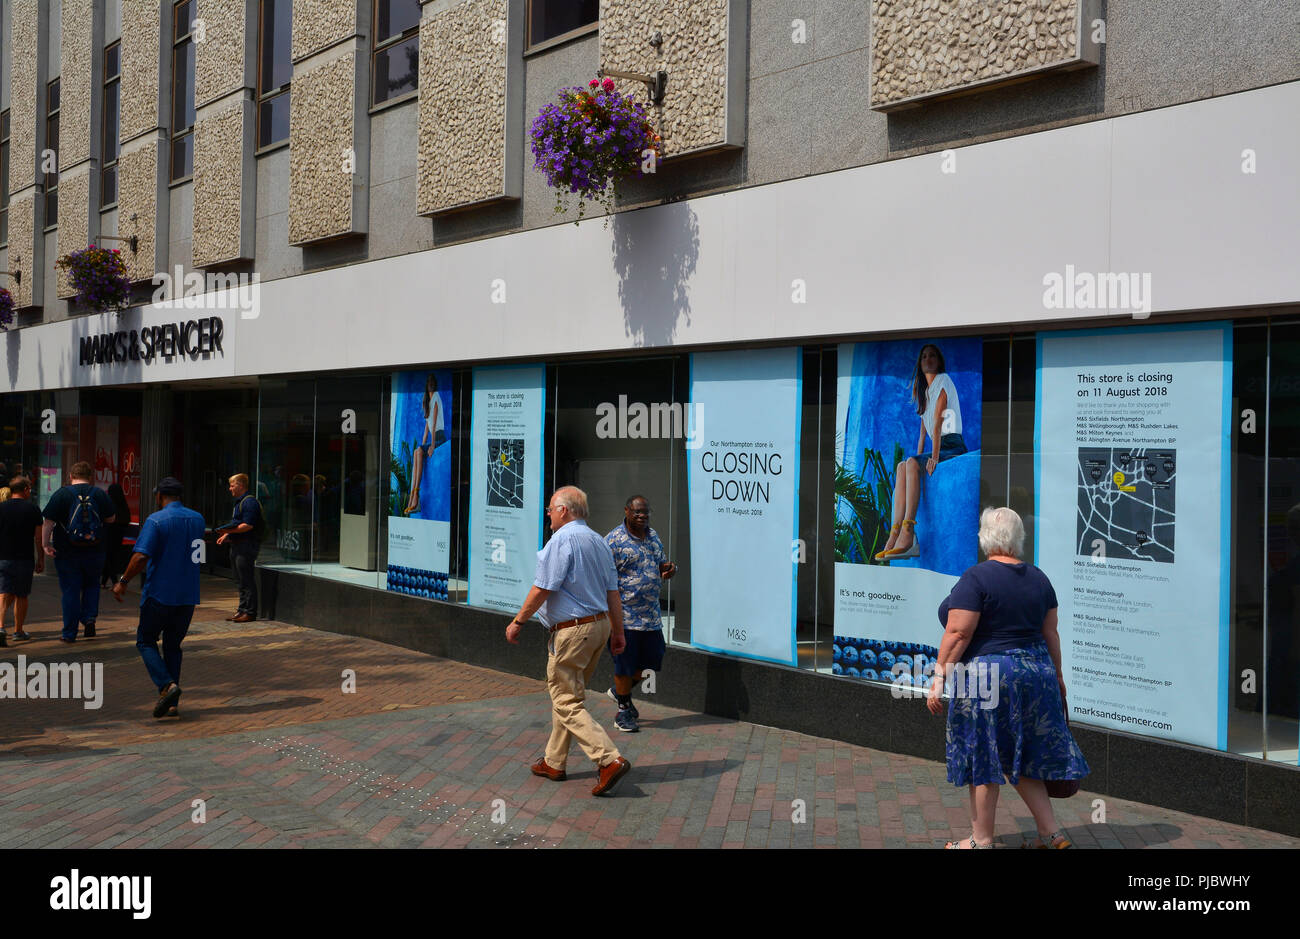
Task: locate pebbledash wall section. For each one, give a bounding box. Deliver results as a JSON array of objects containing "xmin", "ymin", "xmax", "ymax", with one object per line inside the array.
[{"xmin": 7, "ymin": 82, "xmax": 1300, "ymax": 837}]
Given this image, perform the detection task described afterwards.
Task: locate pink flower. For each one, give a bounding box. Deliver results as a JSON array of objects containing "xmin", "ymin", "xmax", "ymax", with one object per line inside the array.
[
  {"xmin": 589, "ymin": 79, "xmax": 599, "ymax": 89},
  {"xmin": 602, "ymin": 78, "xmax": 615, "ymax": 92}
]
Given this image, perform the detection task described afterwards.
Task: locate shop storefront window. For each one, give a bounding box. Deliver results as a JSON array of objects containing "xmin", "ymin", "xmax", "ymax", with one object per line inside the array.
[
  {"xmin": 231, "ymin": 322, "xmax": 1297, "ymax": 768},
  {"xmin": 313, "ymin": 374, "xmax": 386, "ymax": 588},
  {"xmin": 551, "ymin": 357, "xmax": 680, "ymax": 639},
  {"xmin": 1229, "ymin": 323, "xmax": 1268, "ymax": 758},
  {"xmin": 22, "ymin": 391, "xmax": 79, "ymax": 507},
  {"xmin": 1264, "ymin": 323, "xmax": 1300, "ymax": 763},
  {"xmin": 257, "ymin": 377, "xmax": 316, "ymax": 567}
]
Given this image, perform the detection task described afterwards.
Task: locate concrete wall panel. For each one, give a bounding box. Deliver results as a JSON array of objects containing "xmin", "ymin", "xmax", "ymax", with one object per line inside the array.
[
  {"xmin": 119, "ymin": 0, "xmax": 161, "ymax": 142},
  {"xmin": 288, "ymin": 51, "xmax": 362, "ymax": 244},
  {"xmin": 193, "ymin": 98, "xmax": 254, "ymax": 265}
]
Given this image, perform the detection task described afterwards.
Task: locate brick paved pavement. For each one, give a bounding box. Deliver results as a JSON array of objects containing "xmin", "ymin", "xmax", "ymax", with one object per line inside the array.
[{"xmin": 1, "ymin": 575, "xmax": 1297, "ymax": 849}]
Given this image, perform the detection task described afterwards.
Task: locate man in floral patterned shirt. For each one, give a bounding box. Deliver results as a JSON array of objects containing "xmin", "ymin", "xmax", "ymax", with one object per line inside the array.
[{"xmin": 605, "ymin": 495, "xmax": 677, "ymax": 732}]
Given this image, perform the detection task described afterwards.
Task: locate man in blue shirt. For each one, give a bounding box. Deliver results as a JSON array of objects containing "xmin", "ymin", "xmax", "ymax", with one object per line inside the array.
[
  {"xmin": 605, "ymin": 495, "xmax": 677, "ymax": 732},
  {"xmin": 41, "ymin": 461, "xmax": 117, "ymax": 641},
  {"xmin": 215, "ymin": 473, "xmax": 263, "ymax": 622},
  {"xmin": 505, "ymin": 486, "xmax": 631, "ymax": 796},
  {"xmin": 112, "ymin": 477, "xmax": 205, "ymax": 719}
]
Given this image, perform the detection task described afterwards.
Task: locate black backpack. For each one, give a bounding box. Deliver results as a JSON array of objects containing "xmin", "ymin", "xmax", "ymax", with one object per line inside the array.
[{"xmin": 65, "ymin": 487, "xmax": 104, "ymax": 547}]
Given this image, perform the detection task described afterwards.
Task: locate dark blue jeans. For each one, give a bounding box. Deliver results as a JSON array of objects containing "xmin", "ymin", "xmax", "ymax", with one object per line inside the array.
[
  {"xmin": 54, "ymin": 551, "xmax": 105, "ymax": 640},
  {"xmin": 230, "ymin": 542, "xmax": 259, "ymax": 616},
  {"xmin": 136, "ymin": 597, "xmax": 195, "ymax": 690}
]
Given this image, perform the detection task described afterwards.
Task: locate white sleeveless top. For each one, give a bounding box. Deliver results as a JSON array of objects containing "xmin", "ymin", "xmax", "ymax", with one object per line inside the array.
[
  {"xmin": 921, "ymin": 373, "xmax": 962, "ymax": 439},
  {"xmin": 427, "ymin": 398, "xmax": 445, "ymax": 439}
]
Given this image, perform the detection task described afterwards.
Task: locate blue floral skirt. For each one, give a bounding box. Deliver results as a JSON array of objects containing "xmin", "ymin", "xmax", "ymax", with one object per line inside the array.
[{"xmin": 945, "ymin": 642, "xmax": 1090, "ymax": 787}]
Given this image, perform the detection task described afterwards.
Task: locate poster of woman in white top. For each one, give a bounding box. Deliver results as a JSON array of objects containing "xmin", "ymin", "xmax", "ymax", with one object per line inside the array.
[
  {"xmin": 387, "ymin": 369, "xmax": 453, "ymax": 600},
  {"xmin": 833, "ymin": 337, "xmax": 982, "ymax": 677},
  {"xmin": 873, "ymin": 343, "xmax": 969, "ymax": 561},
  {"xmin": 403, "ymin": 372, "xmax": 447, "ymax": 516}
]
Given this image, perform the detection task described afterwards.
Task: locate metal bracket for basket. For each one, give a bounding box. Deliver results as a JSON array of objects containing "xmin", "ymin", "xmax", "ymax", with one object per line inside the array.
[
  {"xmin": 597, "ymin": 68, "xmax": 668, "ymax": 106},
  {"xmin": 97, "ymin": 234, "xmax": 139, "ymax": 253}
]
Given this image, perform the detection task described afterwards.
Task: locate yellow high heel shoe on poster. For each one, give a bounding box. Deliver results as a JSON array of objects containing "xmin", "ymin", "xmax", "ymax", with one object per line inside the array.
[
  {"xmin": 873, "ymin": 523, "xmax": 902, "ymax": 560},
  {"xmin": 881, "ymin": 519, "xmax": 919, "ymax": 560}
]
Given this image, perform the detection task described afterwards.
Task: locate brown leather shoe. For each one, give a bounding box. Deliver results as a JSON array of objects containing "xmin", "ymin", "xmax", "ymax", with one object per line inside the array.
[
  {"xmin": 232, "ymin": 613, "xmax": 256, "ymax": 623},
  {"xmin": 530, "ymin": 758, "xmax": 566, "ymax": 781},
  {"xmin": 591, "ymin": 757, "xmax": 631, "ymax": 796}
]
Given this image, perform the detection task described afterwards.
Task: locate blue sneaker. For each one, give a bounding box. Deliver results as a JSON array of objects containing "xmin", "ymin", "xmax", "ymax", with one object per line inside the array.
[
  {"xmin": 606, "ymin": 688, "xmax": 638, "ymax": 720},
  {"xmin": 614, "ymin": 707, "xmax": 639, "ymax": 733}
]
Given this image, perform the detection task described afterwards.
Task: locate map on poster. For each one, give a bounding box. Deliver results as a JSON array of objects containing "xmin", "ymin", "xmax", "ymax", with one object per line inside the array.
[
  {"xmin": 1076, "ymin": 446, "xmax": 1176, "ymax": 564},
  {"xmin": 469, "ymin": 366, "xmax": 545, "ymax": 614},
  {"xmin": 486, "ymin": 439, "xmax": 526, "ymax": 509},
  {"xmin": 1037, "ymin": 324, "xmax": 1230, "ymax": 751}
]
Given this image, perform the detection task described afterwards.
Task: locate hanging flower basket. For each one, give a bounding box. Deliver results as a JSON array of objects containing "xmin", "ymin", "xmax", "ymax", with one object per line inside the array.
[
  {"xmin": 0, "ymin": 287, "xmax": 14, "ymax": 331},
  {"xmin": 530, "ymin": 77, "xmax": 661, "ymax": 221},
  {"xmin": 56, "ymin": 245, "xmax": 132, "ymax": 313}
]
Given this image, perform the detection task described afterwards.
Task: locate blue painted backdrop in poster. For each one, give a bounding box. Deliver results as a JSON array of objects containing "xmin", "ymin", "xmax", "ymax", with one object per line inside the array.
[
  {"xmin": 388, "ymin": 369, "xmax": 453, "ymax": 598},
  {"xmin": 1036, "ymin": 324, "xmax": 1230, "ymax": 751},
  {"xmin": 688, "ymin": 348, "xmax": 801, "ymax": 666},
  {"xmin": 833, "ymin": 338, "xmax": 983, "ymax": 681},
  {"xmin": 469, "ymin": 365, "xmax": 546, "ymax": 614}
]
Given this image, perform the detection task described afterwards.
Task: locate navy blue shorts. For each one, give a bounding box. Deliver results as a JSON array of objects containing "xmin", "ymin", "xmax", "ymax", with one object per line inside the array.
[
  {"xmin": 610, "ymin": 628, "xmax": 665, "ymax": 676},
  {"xmin": 0, "ymin": 559, "xmax": 35, "ymax": 597}
]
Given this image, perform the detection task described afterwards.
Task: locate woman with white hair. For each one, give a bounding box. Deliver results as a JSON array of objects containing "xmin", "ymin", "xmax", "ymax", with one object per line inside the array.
[{"xmin": 927, "ymin": 506, "xmax": 1088, "ymax": 848}]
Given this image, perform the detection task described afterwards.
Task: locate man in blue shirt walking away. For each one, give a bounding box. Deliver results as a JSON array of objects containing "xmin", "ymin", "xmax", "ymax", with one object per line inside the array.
[{"xmin": 112, "ymin": 477, "xmax": 205, "ymax": 719}]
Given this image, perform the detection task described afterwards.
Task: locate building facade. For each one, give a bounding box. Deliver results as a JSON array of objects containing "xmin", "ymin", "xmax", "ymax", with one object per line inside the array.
[{"xmin": 2, "ymin": 1, "xmax": 1299, "ymax": 833}]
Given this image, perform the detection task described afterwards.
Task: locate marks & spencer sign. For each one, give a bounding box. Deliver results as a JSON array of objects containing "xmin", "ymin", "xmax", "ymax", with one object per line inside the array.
[{"xmin": 78, "ymin": 316, "xmax": 225, "ymax": 367}]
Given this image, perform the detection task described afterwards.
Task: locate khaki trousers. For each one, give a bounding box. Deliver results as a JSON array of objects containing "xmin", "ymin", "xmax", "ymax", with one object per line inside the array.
[{"xmin": 544, "ymin": 616, "xmax": 620, "ymax": 769}]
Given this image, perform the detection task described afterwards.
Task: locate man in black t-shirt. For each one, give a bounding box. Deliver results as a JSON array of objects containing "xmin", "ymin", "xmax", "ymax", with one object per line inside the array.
[
  {"xmin": 41, "ymin": 461, "xmax": 116, "ymax": 642},
  {"xmin": 216, "ymin": 473, "xmax": 263, "ymax": 622},
  {"xmin": 0, "ymin": 477, "xmax": 44, "ymax": 645}
]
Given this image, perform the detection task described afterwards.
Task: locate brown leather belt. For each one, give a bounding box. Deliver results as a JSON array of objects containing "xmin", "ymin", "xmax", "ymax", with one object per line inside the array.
[{"xmin": 549, "ymin": 613, "xmax": 606, "ymax": 632}]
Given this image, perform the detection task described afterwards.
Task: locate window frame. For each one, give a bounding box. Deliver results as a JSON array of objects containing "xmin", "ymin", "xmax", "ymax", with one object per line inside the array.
[
  {"xmin": 256, "ymin": 0, "xmax": 292, "ymax": 152},
  {"xmin": 102, "ymin": 40, "xmax": 121, "ymax": 208},
  {"xmin": 1, "ymin": 109, "xmax": 10, "ymax": 246},
  {"xmin": 169, "ymin": 0, "xmax": 196, "ymax": 183},
  {"xmin": 44, "ymin": 79, "xmax": 60, "ymax": 229},
  {"xmin": 524, "ymin": 0, "xmax": 599, "ymax": 54},
  {"xmin": 370, "ymin": 0, "xmax": 421, "ymax": 108}
]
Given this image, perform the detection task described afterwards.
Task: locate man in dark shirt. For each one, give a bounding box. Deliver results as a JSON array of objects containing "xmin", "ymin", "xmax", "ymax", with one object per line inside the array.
[
  {"xmin": 113, "ymin": 477, "xmax": 205, "ymax": 718},
  {"xmin": 215, "ymin": 473, "xmax": 263, "ymax": 623},
  {"xmin": 41, "ymin": 461, "xmax": 116, "ymax": 642},
  {"xmin": 0, "ymin": 477, "xmax": 45, "ymax": 645}
]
